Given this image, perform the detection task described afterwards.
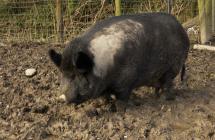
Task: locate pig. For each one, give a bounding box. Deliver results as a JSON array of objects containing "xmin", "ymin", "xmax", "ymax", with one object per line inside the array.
[{"xmin": 49, "ymin": 12, "xmax": 189, "ymax": 105}]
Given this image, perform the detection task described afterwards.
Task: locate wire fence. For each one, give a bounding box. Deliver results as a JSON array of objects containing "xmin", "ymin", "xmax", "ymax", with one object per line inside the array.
[{"xmin": 0, "ymin": 0, "xmax": 198, "ymax": 43}]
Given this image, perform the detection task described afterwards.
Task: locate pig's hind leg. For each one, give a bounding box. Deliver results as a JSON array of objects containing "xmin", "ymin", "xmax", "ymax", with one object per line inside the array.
[
  {"xmin": 153, "ymin": 82, "xmax": 162, "ymax": 98},
  {"xmin": 159, "ymin": 68, "xmax": 178, "ymax": 100}
]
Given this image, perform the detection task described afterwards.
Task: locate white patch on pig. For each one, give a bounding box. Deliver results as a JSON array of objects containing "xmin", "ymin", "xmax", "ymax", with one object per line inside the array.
[{"xmin": 90, "ymin": 19, "xmax": 143, "ymax": 77}]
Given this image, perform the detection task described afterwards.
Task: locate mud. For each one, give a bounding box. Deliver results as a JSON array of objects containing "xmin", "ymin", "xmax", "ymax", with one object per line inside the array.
[{"xmin": 0, "ymin": 43, "xmax": 215, "ymax": 140}]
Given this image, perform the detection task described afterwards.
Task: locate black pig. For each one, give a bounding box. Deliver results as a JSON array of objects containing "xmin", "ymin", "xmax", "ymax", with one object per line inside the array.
[{"xmin": 49, "ymin": 12, "xmax": 189, "ymax": 105}]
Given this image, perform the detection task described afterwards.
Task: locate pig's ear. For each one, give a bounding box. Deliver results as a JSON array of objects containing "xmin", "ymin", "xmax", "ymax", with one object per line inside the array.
[
  {"xmin": 48, "ymin": 49, "xmax": 62, "ymax": 67},
  {"xmin": 73, "ymin": 51, "xmax": 93, "ymax": 73}
]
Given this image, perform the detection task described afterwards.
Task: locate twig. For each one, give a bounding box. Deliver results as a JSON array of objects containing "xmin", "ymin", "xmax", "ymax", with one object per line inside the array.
[
  {"xmin": 193, "ymin": 44, "xmax": 215, "ymax": 51},
  {"xmin": 73, "ymin": 0, "xmax": 91, "ymax": 17},
  {"xmin": 93, "ymin": 0, "xmax": 106, "ymax": 24}
]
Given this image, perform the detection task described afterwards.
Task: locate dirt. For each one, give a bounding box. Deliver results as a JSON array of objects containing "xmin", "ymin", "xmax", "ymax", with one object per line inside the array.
[{"xmin": 0, "ymin": 43, "xmax": 215, "ymax": 140}]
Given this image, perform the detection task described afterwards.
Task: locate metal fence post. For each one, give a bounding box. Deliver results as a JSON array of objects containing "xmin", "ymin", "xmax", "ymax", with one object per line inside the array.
[
  {"xmin": 115, "ymin": 0, "xmax": 121, "ymax": 16},
  {"xmin": 56, "ymin": 0, "xmax": 64, "ymax": 43}
]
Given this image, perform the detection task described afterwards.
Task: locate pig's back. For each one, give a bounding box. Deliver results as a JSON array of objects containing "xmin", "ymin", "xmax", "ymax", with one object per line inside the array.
[{"xmin": 82, "ymin": 13, "xmax": 189, "ymax": 82}]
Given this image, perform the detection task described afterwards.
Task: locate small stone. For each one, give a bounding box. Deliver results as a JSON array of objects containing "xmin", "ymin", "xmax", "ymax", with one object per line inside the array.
[
  {"xmin": 58, "ymin": 94, "xmax": 66, "ymax": 101},
  {"xmin": 25, "ymin": 68, "xmax": 37, "ymax": 77}
]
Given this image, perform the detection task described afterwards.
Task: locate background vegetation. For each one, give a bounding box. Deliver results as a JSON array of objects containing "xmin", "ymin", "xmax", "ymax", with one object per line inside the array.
[{"xmin": 0, "ymin": 0, "xmax": 198, "ymax": 43}]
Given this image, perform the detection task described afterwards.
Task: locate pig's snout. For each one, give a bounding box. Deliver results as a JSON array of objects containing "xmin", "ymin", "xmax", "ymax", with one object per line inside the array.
[
  {"xmin": 60, "ymin": 85, "xmax": 76, "ymax": 103},
  {"xmin": 60, "ymin": 85, "xmax": 85, "ymax": 104}
]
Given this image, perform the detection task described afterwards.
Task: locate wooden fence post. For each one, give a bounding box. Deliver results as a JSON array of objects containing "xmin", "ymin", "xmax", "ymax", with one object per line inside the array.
[
  {"xmin": 56, "ymin": 0, "xmax": 64, "ymax": 43},
  {"xmin": 167, "ymin": 0, "xmax": 173, "ymax": 14},
  {"xmin": 115, "ymin": 0, "xmax": 121, "ymax": 16},
  {"xmin": 198, "ymin": 0, "xmax": 212, "ymax": 44},
  {"xmin": 212, "ymin": 0, "xmax": 215, "ymax": 34}
]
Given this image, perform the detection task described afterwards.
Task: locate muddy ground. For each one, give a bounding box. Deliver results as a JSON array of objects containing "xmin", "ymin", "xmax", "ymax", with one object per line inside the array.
[{"xmin": 0, "ymin": 43, "xmax": 215, "ymax": 140}]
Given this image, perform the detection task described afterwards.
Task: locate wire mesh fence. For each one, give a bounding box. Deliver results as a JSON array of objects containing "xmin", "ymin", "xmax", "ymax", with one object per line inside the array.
[{"xmin": 0, "ymin": 0, "xmax": 198, "ymax": 43}]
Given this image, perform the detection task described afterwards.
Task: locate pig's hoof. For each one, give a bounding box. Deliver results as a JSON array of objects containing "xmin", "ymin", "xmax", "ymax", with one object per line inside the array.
[
  {"xmin": 109, "ymin": 103, "xmax": 117, "ymax": 112},
  {"xmin": 115, "ymin": 100, "xmax": 127, "ymax": 113},
  {"xmin": 180, "ymin": 82, "xmax": 188, "ymax": 89},
  {"xmin": 108, "ymin": 100, "xmax": 127, "ymax": 113}
]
